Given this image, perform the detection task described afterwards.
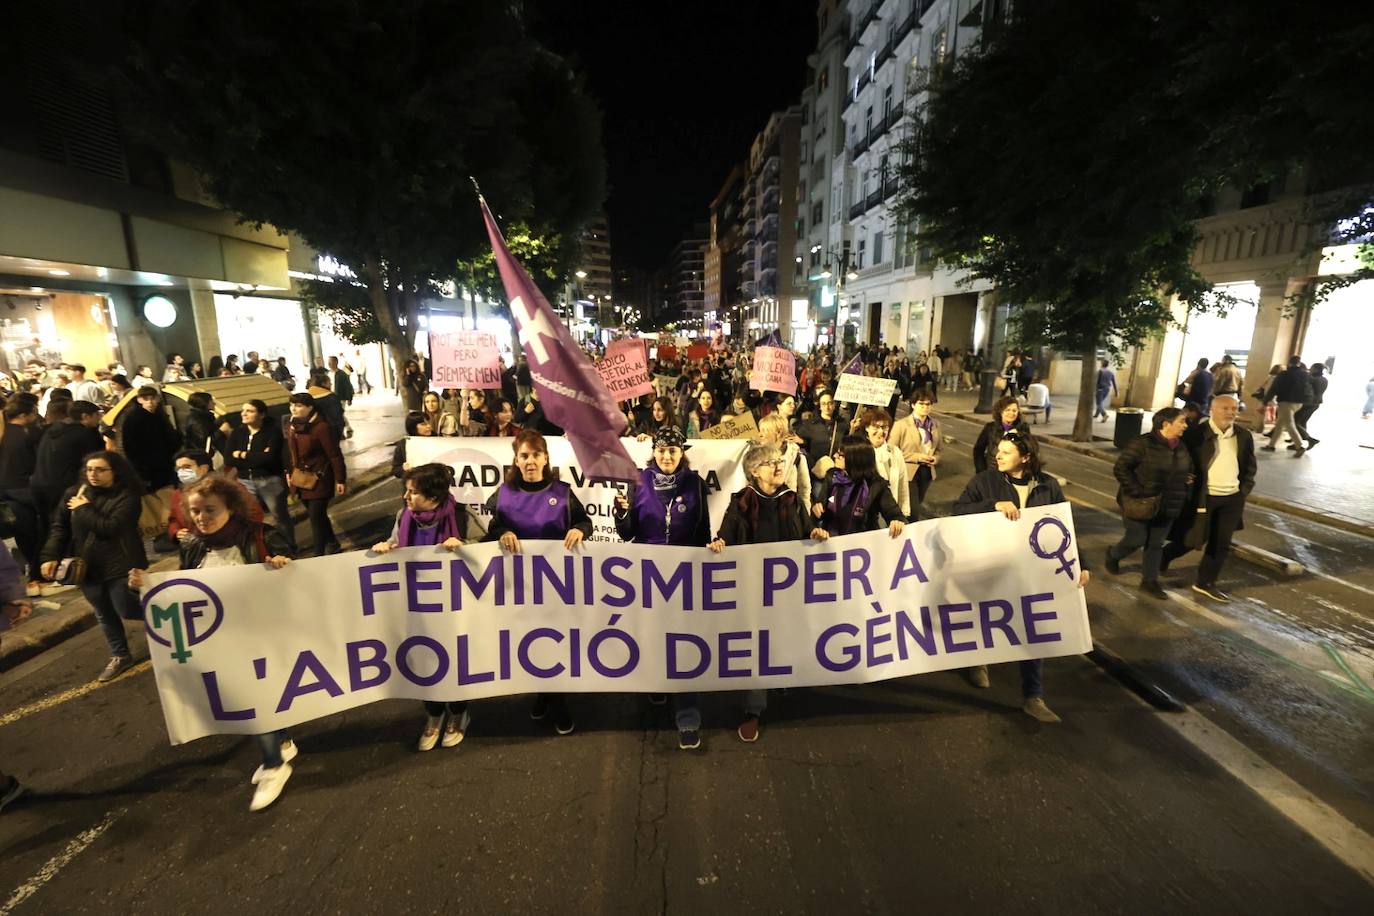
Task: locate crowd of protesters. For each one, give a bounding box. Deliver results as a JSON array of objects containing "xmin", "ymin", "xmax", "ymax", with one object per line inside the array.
[{"xmin": 4, "ymin": 333, "xmax": 1313, "ymax": 815}]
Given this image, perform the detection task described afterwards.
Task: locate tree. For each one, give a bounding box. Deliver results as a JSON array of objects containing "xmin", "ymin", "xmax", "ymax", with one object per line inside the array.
[
  {"xmin": 79, "ymin": 0, "xmax": 606, "ymax": 360},
  {"xmin": 896, "ymin": 0, "xmax": 1374, "ymax": 440}
]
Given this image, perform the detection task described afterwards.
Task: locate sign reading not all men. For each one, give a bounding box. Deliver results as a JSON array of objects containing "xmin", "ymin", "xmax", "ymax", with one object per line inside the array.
[{"xmin": 431, "ymin": 331, "xmax": 502, "ymax": 389}]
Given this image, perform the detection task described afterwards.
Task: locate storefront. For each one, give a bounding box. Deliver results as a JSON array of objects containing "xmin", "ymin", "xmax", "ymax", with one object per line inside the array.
[
  {"xmin": 214, "ymin": 293, "xmax": 313, "ymax": 375},
  {"xmin": 1176, "ymin": 281, "xmax": 1261, "ymax": 381},
  {"xmin": 0, "ymin": 287, "xmax": 122, "ymax": 377}
]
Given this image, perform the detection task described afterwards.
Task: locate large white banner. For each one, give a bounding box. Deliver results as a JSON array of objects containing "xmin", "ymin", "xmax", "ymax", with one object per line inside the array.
[
  {"xmin": 404, "ymin": 436, "xmax": 750, "ymax": 542},
  {"xmin": 139, "ymin": 506, "xmax": 1092, "ymax": 745}
]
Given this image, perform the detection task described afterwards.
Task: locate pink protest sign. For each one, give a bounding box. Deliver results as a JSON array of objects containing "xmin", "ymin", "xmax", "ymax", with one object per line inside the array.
[
  {"xmin": 430, "ymin": 331, "xmax": 502, "ymax": 389},
  {"xmin": 597, "ymin": 339, "xmax": 654, "ymax": 401},
  {"xmin": 749, "ymin": 346, "xmax": 797, "ymax": 395}
]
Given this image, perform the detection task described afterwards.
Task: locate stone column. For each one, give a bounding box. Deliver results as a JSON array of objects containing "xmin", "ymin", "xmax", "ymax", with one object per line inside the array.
[{"xmin": 1239, "ymin": 278, "xmax": 1304, "ymax": 425}]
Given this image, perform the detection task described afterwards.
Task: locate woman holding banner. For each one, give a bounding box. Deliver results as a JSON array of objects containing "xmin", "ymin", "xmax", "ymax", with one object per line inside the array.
[
  {"xmin": 613, "ymin": 427, "xmax": 712, "ymax": 750},
  {"xmin": 130, "ymin": 475, "xmax": 295, "ymax": 810},
  {"xmin": 952, "ymin": 431, "xmax": 1089, "ymax": 723},
  {"xmin": 484, "ymin": 430, "xmax": 593, "ymax": 736},
  {"xmin": 372, "ymin": 464, "xmax": 472, "ymax": 751},
  {"xmin": 709, "ymin": 442, "xmax": 831, "ymax": 743},
  {"xmin": 814, "ymin": 435, "xmax": 906, "ymax": 539}
]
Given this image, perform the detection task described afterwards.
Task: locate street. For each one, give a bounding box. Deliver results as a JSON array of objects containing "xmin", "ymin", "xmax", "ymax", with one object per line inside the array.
[{"xmin": 2, "ymin": 414, "xmax": 1372, "ymax": 914}]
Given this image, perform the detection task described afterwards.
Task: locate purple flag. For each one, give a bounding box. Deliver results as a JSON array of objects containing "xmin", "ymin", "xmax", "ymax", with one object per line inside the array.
[
  {"xmin": 479, "ymin": 198, "xmax": 637, "ymax": 482},
  {"xmin": 841, "ymin": 353, "xmax": 864, "ymax": 375}
]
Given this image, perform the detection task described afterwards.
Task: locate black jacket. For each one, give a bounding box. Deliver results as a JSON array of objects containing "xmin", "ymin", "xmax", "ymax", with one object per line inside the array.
[
  {"xmin": 121, "ymin": 405, "xmax": 180, "ymax": 491},
  {"xmin": 1306, "ymin": 374, "xmax": 1328, "ymax": 406},
  {"xmin": 1113, "ymin": 433, "xmax": 1195, "ymax": 521},
  {"xmin": 815, "ymin": 471, "xmax": 903, "ymax": 534},
  {"xmin": 183, "ymin": 408, "xmax": 221, "ymax": 457},
  {"xmin": 1169, "ymin": 421, "xmax": 1257, "ymax": 539},
  {"xmin": 953, "ymin": 469, "xmax": 1069, "ymax": 515},
  {"xmin": 0, "ymin": 422, "xmax": 42, "ymax": 490},
  {"xmin": 31, "ymin": 421, "xmax": 105, "ymax": 492},
  {"xmin": 41, "ymin": 484, "xmax": 147, "ymax": 582},
  {"xmin": 179, "ymin": 522, "xmax": 294, "ymax": 569},
  {"xmin": 717, "ymin": 486, "xmax": 807, "ymax": 544},
  {"xmin": 1269, "ymin": 365, "xmax": 1311, "ymax": 404},
  {"xmin": 224, "ymin": 422, "xmax": 285, "ymax": 478},
  {"xmin": 972, "ymin": 419, "xmax": 1030, "ymax": 474}
]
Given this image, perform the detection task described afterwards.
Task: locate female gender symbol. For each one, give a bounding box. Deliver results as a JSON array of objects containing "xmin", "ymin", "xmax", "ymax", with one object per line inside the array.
[{"xmin": 1029, "ymin": 517, "xmax": 1077, "ymax": 581}]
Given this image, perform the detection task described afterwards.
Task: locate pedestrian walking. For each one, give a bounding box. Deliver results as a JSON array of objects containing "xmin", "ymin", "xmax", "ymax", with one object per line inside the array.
[
  {"xmin": 1094, "ymin": 359, "xmax": 1118, "ymax": 422},
  {"xmin": 711, "ymin": 442, "xmax": 830, "ymax": 742},
  {"xmin": 284, "ymin": 392, "xmax": 346, "ymax": 556},
  {"xmin": 1261, "ymin": 356, "xmax": 1311, "ymax": 457},
  {"xmin": 1105, "ymin": 408, "xmax": 1194, "ymax": 599},
  {"xmin": 888, "ymin": 391, "xmax": 941, "ymax": 520},
  {"xmin": 329, "ymin": 356, "xmax": 355, "ymax": 407},
  {"xmin": 371, "ymin": 464, "xmax": 470, "ymax": 751},
  {"xmin": 952, "ymin": 431, "xmax": 1089, "ymax": 721},
  {"xmin": 0, "ymin": 397, "xmax": 45, "ymax": 588},
  {"xmin": 613, "ymin": 428, "xmax": 713, "ymax": 749},
  {"xmin": 130, "ymin": 475, "xmax": 295, "ymax": 810},
  {"xmin": 224, "ymin": 400, "xmax": 297, "ymax": 555},
  {"xmin": 1294, "ymin": 363, "xmax": 1326, "ymax": 450},
  {"xmin": 1159, "ymin": 395, "xmax": 1256, "ymax": 602},
  {"xmin": 484, "ymin": 430, "xmax": 593, "ymax": 736},
  {"xmin": 1179, "ymin": 357, "xmax": 1213, "ymax": 411},
  {"xmin": 39, "ymin": 451, "xmax": 147, "ymax": 681}
]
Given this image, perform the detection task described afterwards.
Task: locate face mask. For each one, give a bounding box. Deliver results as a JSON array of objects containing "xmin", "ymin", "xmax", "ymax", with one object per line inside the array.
[{"xmin": 177, "ymin": 468, "xmax": 204, "ymax": 485}]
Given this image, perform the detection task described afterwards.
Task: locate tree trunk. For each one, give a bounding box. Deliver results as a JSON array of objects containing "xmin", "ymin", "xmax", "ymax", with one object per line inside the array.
[
  {"xmin": 365, "ymin": 256, "xmax": 415, "ymax": 365},
  {"xmin": 1073, "ymin": 345, "xmax": 1098, "ymax": 442}
]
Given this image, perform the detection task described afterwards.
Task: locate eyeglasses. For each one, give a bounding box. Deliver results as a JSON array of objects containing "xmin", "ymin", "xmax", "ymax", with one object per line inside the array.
[{"xmin": 760, "ymin": 459, "xmax": 786, "ymax": 469}]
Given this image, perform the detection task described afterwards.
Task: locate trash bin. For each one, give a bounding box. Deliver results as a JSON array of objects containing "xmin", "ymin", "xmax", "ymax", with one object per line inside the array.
[{"xmin": 1113, "ymin": 408, "xmax": 1144, "ymax": 448}]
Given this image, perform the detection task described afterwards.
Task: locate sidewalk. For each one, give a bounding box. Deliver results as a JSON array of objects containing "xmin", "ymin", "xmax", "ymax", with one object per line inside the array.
[
  {"xmin": 0, "ymin": 392, "xmax": 406, "ymax": 672},
  {"xmin": 931, "ymin": 387, "xmax": 1374, "ymax": 535}
]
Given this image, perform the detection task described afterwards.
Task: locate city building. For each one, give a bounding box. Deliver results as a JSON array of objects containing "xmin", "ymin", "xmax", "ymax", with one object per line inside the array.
[
  {"xmin": 740, "ymin": 106, "xmax": 804, "ymax": 344},
  {"xmin": 704, "ymin": 164, "xmax": 747, "ymax": 338},
  {"xmin": 796, "ymin": 0, "xmax": 854, "ymax": 353},
  {"xmin": 668, "ymin": 223, "xmax": 708, "ymax": 332}
]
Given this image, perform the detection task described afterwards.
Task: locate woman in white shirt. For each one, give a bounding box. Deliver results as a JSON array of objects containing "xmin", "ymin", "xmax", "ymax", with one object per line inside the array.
[{"xmin": 854, "ymin": 408, "xmax": 910, "ymax": 519}]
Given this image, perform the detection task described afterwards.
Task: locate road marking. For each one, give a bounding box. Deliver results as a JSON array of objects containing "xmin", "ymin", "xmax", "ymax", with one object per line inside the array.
[
  {"xmin": 0, "ymin": 809, "xmax": 125, "ymax": 915},
  {"xmin": 0, "ymin": 662, "xmax": 151, "ymax": 728}
]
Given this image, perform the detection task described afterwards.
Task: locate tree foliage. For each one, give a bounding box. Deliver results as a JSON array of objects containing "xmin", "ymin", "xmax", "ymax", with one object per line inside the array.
[
  {"xmin": 896, "ymin": 0, "xmax": 1374, "ymax": 438},
  {"xmin": 78, "ymin": 0, "xmax": 606, "ymax": 357}
]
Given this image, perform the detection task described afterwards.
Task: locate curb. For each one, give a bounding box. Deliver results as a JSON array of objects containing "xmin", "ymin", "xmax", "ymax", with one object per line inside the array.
[
  {"xmin": 1087, "ymin": 642, "xmax": 1186, "ymax": 712},
  {"xmin": 940, "ymin": 410, "xmax": 1374, "ymax": 540}
]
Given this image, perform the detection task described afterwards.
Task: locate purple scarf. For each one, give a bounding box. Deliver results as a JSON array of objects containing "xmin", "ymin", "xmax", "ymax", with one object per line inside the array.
[
  {"xmin": 397, "ymin": 497, "xmax": 463, "ymax": 547},
  {"xmin": 827, "ymin": 470, "xmax": 870, "ymax": 536}
]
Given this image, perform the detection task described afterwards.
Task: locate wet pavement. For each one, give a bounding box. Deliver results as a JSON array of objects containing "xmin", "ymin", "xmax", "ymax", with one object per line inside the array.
[{"xmin": 2, "ymin": 409, "xmax": 1373, "ymax": 912}]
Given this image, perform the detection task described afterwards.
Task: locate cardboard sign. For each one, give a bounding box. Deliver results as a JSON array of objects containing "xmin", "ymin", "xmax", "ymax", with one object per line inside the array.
[
  {"xmin": 699, "ymin": 410, "xmax": 760, "ymax": 441},
  {"xmin": 835, "ymin": 373, "xmax": 899, "ymax": 407},
  {"xmin": 686, "ymin": 343, "xmax": 709, "ymax": 361},
  {"xmin": 749, "ymin": 346, "xmax": 797, "ymax": 395},
  {"xmin": 657, "ymin": 344, "xmax": 678, "ymax": 363},
  {"xmin": 430, "ymin": 331, "xmax": 502, "ymax": 389},
  {"xmin": 596, "ymin": 339, "xmax": 654, "ymax": 401}
]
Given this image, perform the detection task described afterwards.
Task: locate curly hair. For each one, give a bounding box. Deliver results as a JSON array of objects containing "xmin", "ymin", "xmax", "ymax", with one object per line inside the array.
[{"xmin": 185, "ymin": 474, "xmax": 253, "ymax": 519}]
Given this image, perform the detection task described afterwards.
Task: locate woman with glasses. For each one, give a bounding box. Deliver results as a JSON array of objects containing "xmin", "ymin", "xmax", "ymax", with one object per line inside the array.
[
  {"xmin": 372, "ymin": 463, "xmax": 471, "ymax": 751},
  {"xmin": 953, "ymin": 431, "xmax": 1089, "ymax": 722},
  {"xmin": 972, "ymin": 395, "xmax": 1029, "ymax": 474},
  {"xmin": 851, "ymin": 408, "xmax": 910, "ymax": 520},
  {"xmin": 814, "ymin": 435, "xmax": 907, "ymax": 539},
  {"xmin": 889, "ymin": 392, "xmax": 942, "ymax": 521},
  {"xmin": 711, "ymin": 443, "xmax": 830, "ymax": 743},
  {"xmin": 613, "ymin": 428, "xmax": 713, "ymax": 750},
  {"xmin": 39, "ymin": 451, "xmax": 146, "ymax": 682}
]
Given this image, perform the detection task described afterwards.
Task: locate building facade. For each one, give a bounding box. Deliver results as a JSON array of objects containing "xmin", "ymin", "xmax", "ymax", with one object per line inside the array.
[
  {"xmin": 704, "ymin": 164, "xmax": 747, "ymax": 338},
  {"xmin": 740, "ymin": 107, "xmax": 804, "ymax": 344},
  {"xmin": 669, "ymin": 223, "xmax": 708, "ymax": 331}
]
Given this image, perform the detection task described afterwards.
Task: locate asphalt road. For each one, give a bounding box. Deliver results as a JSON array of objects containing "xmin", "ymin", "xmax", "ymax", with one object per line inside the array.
[{"xmin": 2, "ymin": 415, "xmax": 1373, "ymax": 914}]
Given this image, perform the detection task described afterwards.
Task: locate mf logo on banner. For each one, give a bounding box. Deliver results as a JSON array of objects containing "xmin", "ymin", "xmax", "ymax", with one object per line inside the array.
[{"xmin": 143, "ymin": 578, "xmax": 226, "ymax": 664}]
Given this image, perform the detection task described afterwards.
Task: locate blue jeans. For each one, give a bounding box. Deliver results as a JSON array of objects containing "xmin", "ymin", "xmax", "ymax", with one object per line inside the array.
[
  {"xmin": 674, "ymin": 693, "xmax": 701, "ymax": 730},
  {"xmin": 243, "ymin": 475, "xmax": 297, "ymax": 553},
  {"xmin": 1110, "ymin": 517, "xmax": 1174, "ymax": 581},
  {"xmin": 79, "ymin": 577, "xmax": 138, "ymax": 658},
  {"xmin": 743, "ymin": 690, "xmax": 767, "ymax": 717},
  {"xmin": 255, "ymin": 730, "xmax": 291, "ymax": 767},
  {"xmin": 1094, "ymin": 389, "xmax": 1111, "ymax": 418},
  {"xmin": 1020, "ymin": 660, "xmax": 1043, "ymax": 698}
]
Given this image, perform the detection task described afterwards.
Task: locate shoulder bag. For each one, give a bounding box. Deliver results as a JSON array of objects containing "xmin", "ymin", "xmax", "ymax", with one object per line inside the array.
[
  {"xmin": 1120, "ymin": 493, "xmax": 1162, "ymax": 521},
  {"xmin": 56, "ymin": 532, "xmax": 97, "ymax": 586},
  {"xmin": 286, "ymin": 428, "xmax": 321, "ymax": 491}
]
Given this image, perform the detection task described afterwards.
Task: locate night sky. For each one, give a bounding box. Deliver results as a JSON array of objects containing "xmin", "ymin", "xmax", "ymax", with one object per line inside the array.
[{"xmin": 530, "ymin": 1, "xmax": 817, "ymax": 273}]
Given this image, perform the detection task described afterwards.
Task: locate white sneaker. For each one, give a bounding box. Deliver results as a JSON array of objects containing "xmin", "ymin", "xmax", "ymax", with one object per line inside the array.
[
  {"xmin": 417, "ymin": 714, "xmax": 444, "ymax": 752},
  {"xmin": 441, "ymin": 709, "xmax": 471, "ymax": 748},
  {"xmin": 251, "ymin": 742, "xmax": 299, "ymax": 784},
  {"xmin": 248, "ymin": 763, "xmax": 292, "ymax": 811}
]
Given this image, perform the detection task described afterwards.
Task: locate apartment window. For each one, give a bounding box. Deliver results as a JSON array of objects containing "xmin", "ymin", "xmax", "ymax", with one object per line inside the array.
[
  {"xmin": 874, "ymin": 231, "xmax": 885, "ymax": 263},
  {"xmin": 817, "ymin": 65, "xmax": 829, "ymax": 92},
  {"xmin": 879, "ymin": 153, "xmax": 890, "ymax": 181},
  {"xmin": 865, "ymin": 106, "xmax": 873, "ymax": 135},
  {"xmin": 812, "ymin": 200, "xmax": 823, "ymax": 225},
  {"xmin": 858, "ymin": 238, "xmax": 867, "ymax": 269},
  {"xmin": 800, "ymin": 141, "xmax": 808, "ymax": 163},
  {"xmin": 883, "ymin": 84, "xmax": 893, "ymax": 119}
]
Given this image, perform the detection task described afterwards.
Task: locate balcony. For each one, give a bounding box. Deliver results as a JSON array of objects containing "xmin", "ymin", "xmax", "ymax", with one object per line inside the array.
[
  {"xmin": 742, "ymin": 258, "xmax": 757, "ymax": 275},
  {"xmin": 876, "ymin": 38, "xmax": 895, "ymax": 69},
  {"xmin": 884, "ymin": 176, "xmax": 901, "ymax": 199},
  {"xmin": 743, "ymin": 217, "xmax": 757, "ymax": 237},
  {"xmin": 857, "ymin": 4, "xmax": 881, "ymax": 43},
  {"xmin": 885, "ymin": 104, "xmax": 905, "ymax": 132},
  {"xmin": 857, "ymin": 70, "xmax": 872, "ymax": 94},
  {"xmin": 853, "ymin": 133, "xmax": 871, "ymax": 157},
  {"xmin": 762, "ymin": 155, "xmax": 780, "ymax": 180},
  {"xmin": 741, "ymin": 279, "xmax": 757, "ymax": 298},
  {"xmin": 896, "ymin": 7, "xmax": 918, "ymax": 42},
  {"xmin": 848, "ymin": 201, "xmax": 866, "ymax": 221},
  {"xmin": 866, "ymin": 189, "xmax": 882, "ymax": 211},
  {"xmin": 868, "ymin": 121, "xmax": 885, "ymax": 147}
]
